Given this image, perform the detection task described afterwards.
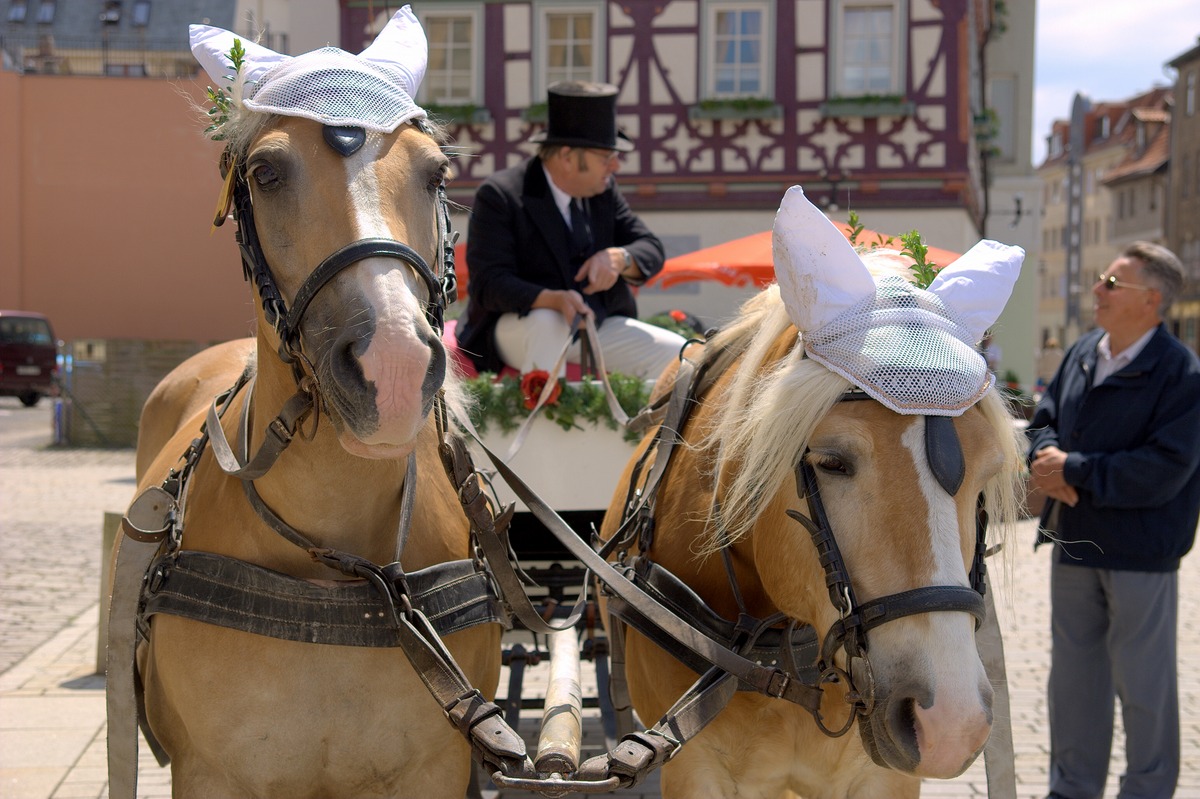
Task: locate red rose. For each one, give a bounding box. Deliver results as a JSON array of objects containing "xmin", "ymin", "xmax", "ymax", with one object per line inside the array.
[
  {"xmin": 520, "ymin": 370, "xmax": 562, "ymax": 410},
  {"xmin": 669, "ymin": 309, "xmax": 687, "ymax": 323}
]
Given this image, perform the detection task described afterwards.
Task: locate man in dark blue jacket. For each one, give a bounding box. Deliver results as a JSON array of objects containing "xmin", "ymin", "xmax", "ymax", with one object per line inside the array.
[
  {"xmin": 1028, "ymin": 241, "xmax": 1200, "ymax": 799},
  {"xmin": 456, "ymin": 81, "xmax": 684, "ymax": 378}
]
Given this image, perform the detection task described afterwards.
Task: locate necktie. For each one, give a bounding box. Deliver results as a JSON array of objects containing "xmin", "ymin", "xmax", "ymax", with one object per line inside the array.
[{"xmin": 569, "ymin": 199, "xmax": 593, "ymax": 261}]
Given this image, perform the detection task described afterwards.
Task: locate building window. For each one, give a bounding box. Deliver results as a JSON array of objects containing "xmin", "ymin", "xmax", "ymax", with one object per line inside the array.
[
  {"xmin": 703, "ymin": 1, "xmax": 771, "ymax": 98},
  {"xmin": 987, "ymin": 75, "xmax": 1016, "ymax": 163},
  {"xmin": 7, "ymin": 1, "xmax": 26, "ymax": 22},
  {"xmin": 34, "ymin": 0, "xmax": 53, "ymax": 23},
  {"xmin": 1184, "ymin": 154, "xmax": 1192, "ymax": 199},
  {"xmin": 832, "ymin": 1, "xmax": 905, "ymax": 96},
  {"xmin": 1187, "ymin": 71, "xmax": 1196, "ymax": 117},
  {"xmin": 537, "ymin": 3, "xmax": 603, "ymax": 94},
  {"xmin": 418, "ymin": 7, "xmax": 481, "ymax": 105},
  {"xmin": 105, "ymin": 63, "xmax": 147, "ymax": 76},
  {"xmin": 132, "ymin": 0, "xmax": 150, "ymax": 27}
]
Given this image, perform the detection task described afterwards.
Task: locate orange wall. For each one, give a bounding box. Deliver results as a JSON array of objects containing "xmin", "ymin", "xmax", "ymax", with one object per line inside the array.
[
  {"xmin": 1, "ymin": 70, "xmax": 21, "ymax": 307},
  {"xmin": 0, "ymin": 71, "xmax": 255, "ymax": 342}
]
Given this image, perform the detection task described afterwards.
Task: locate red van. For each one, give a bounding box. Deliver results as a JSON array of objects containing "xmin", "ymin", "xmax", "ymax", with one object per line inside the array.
[{"xmin": 0, "ymin": 311, "xmax": 59, "ymax": 407}]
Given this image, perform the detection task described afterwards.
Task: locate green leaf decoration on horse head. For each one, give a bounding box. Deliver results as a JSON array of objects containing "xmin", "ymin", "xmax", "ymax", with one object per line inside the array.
[
  {"xmin": 900, "ymin": 229, "xmax": 939, "ymax": 289},
  {"xmin": 202, "ymin": 38, "xmax": 246, "ymax": 141}
]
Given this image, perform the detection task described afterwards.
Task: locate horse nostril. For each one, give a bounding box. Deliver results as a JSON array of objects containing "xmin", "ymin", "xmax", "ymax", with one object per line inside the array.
[
  {"xmin": 884, "ymin": 694, "xmax": 922, "ymax": 766},
  {"xmin": 329, "ymin": 328, "xmax": 370, "ymax": 392}
]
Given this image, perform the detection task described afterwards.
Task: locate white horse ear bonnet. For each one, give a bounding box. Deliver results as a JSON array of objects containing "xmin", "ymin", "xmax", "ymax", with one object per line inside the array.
[
  {"xmin": 772, "ymin": 186, "xmax": 1024, "ymax": 416},
  {"xmin": 189, "ymin": 6, "xmax": 427, "ymax": 133}
]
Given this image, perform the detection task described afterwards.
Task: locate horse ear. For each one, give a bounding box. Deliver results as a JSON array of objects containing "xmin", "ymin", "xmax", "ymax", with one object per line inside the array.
[
  {"xmin": 927, "ymin": 240, "xmax": 1025, "ymax": 344},
  {"xmin": 359, "ymin": 5, "xmax": 428, "ymax": 99},
  {"xmin": 772, "ymin": 185, "xmax": 876, "ymax": 334},
  {"xmin": 189, "ymin": 24, "xmax": 288, "ymax": 96}
]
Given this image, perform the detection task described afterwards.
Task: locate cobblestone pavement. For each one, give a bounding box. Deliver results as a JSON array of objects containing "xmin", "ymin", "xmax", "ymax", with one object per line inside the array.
[{"xmin": 1, "ymin": 395, "xmax": 1197, "ymax": 798}]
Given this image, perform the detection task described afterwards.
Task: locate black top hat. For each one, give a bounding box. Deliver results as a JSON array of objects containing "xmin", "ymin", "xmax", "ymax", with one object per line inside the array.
[{"xmin": 528, "ymin": 81, "xmax": 633, "ymax": 152}]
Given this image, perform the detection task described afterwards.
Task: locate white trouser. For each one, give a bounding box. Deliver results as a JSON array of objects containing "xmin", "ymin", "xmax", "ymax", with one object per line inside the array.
[{"xmin": 494, "ymin": 308, "xmax": 686, "ymax": 380}]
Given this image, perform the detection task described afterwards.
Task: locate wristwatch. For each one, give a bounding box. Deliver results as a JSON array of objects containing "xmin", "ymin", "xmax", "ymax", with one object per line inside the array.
[{"xmin": 619, "ymin": 248, "xmax": 633, "ymax": 274}]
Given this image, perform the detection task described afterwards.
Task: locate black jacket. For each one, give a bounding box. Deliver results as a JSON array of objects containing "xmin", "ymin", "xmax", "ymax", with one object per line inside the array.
[
  {"xmin": 1026, "ymin": 325, "xmax": 1200, "ymax": 571},
  {"xmin": 456, "ymin": 157, "xmax": 664, "ymax": 373}
]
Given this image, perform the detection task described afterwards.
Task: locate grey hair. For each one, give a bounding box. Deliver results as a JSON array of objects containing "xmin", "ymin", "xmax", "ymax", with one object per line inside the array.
[{"xmin": 1123, "ymin": 240, "xmax": 1184, "ymax": 315}]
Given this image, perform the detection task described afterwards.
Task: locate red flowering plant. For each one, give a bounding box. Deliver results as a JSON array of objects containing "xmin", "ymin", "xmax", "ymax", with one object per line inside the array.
[{"xmin": 519, "ymin": 369, "xmax": 562, "ymax": 410}]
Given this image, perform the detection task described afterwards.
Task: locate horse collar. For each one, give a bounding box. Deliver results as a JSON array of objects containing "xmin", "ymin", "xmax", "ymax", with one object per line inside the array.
[{"xmin": 323, "ymin": 125, "xmax": 366, "ymax": 157}]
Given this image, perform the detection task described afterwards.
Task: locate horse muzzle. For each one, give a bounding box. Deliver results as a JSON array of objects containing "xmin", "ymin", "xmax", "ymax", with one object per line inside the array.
[
  {"xmin": 857, "ymin": 669, "xmax": 992, "ymax": 777},
  {"xmin": 301, "ymin": 267, "xmax": 444, "ymax": 457}
]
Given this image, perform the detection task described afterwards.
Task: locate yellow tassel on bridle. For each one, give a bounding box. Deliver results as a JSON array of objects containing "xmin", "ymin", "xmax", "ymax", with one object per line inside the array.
[{"xmin": 211, "ymin": 154, "xmax": 238, "ymax": 233}]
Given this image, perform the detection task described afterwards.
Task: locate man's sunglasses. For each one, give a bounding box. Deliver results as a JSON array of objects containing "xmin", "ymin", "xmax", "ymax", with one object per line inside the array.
[{"xmin": 1096, "ymin": 274, "xmax": 1155, "ymax": 292}]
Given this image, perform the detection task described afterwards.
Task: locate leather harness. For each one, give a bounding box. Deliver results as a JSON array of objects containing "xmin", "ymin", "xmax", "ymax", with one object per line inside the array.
[{"xmin": 108, "ymin": 120, "xmax": 996, "ymax": 798}]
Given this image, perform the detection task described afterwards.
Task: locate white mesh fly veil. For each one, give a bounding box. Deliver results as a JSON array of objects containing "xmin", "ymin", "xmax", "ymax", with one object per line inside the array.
[
  {"xmin": 189, "ymin": 6, "xmax": 427, "ymax": 133},
  {"xmin": 773, "ymin": 186, "xmax": 1024, "ymax": 416}
]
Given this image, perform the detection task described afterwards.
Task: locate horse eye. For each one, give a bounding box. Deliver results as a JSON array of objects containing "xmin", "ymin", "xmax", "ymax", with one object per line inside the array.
[
  {"xmin": 426, "ymin": 165, "xmax": 448, "ymax": 193},
  {"xmin": 248, "ymin": 161, "xmax": 282, "ymax": 191},
  {"xmin": 814, "ymin": 454, "xmax": 851, "ymax": 476}
]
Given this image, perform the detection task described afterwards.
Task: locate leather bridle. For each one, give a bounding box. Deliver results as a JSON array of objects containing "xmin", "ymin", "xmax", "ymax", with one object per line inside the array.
[
  {"xmin": 783, "ymin": 393, "xmax": 990, "ymax": 730},
  {"xmin": 221, "ymin": 122, "xmax": 457, "ymax": 375}
]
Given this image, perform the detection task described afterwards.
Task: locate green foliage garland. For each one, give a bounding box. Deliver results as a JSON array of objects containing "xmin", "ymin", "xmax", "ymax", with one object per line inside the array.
[
  {"xmin": 462, "ymin": 373, "xmax": 652, "ymax": 443},
  {"xmin": 643, "ymin": 313, "xmax": 699, "ymax": 339}
]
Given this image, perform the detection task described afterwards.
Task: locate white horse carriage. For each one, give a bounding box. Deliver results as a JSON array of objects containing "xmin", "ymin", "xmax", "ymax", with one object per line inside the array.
[{"xmin": 108, "ymin": 9, "xmax": 1029, "ymax": 798}]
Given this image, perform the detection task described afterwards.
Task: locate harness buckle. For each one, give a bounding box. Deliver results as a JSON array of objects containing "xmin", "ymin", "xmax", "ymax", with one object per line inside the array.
[
  {"xmin": 765, "ymin": 668, "xmax": 791, "ymax": 698},
  {"xmin": 634, "ymin": 507, "xmax": 655, "ymax": 552}
]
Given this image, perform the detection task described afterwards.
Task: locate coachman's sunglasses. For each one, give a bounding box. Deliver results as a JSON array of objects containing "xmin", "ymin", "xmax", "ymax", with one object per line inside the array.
[{"xmin": 1096, "ymin": 274, "xmax": 1155, "ymax": 292}]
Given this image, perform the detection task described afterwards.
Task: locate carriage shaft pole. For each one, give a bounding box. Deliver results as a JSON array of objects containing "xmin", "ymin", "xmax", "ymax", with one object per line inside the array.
[{"xmin": 535, "ymin": 629, "xmax": 583, "ymax": 775}]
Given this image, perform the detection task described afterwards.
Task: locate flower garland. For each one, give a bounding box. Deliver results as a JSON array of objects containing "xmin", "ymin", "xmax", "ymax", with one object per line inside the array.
[{"xmin": 462, "ymin": 371, "xmax": 652, "ymax": 443}]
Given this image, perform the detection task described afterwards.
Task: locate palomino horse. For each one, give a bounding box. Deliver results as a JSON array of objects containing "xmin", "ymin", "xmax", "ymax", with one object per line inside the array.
[
  {"xmin": 600, "ymin": 188, "xmax": 1025, "ymax": 797},
  {"xmin": 109, "ymin": 11, "xmax": 502, "ymax": 798}
]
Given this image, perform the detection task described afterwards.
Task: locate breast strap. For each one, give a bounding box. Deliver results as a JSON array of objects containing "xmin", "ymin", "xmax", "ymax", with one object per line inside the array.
[{"xmin": 141, "ymin": 551, "xmax": 507, "ymax": 647}]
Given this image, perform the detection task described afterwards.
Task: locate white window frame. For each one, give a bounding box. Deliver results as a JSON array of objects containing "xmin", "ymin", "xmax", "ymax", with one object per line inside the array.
[
  {"xmin": 534, "ymin": 1, "xmax": 605, "ymax": 99},
  {"xmin": 416, "ymin": 5, "xmax": 483, "ymax": 106},
  {"xmin": 830, "ymin": 0, "xmax": 906, "ymax": 98},
  {"xmin": 700, "ymin": 0, "xmax": 773, "ymax": 100}
]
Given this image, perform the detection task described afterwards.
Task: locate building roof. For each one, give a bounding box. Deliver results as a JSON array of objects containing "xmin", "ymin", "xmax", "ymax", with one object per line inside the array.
[
  {"xmin": 1102, "ymin": 120, "xmax": 1171, "ymax": 184},
  {"xmin": 1167, "ymin": 36, "xmax": 1200, "ymax": 68},
  {"xmin": 1039, "ymin": 86, "xmax": 1172, "ymax": 169},
  {"xmin": 1, "ymin": 0, "xmax": 236, "ymax": 54}
]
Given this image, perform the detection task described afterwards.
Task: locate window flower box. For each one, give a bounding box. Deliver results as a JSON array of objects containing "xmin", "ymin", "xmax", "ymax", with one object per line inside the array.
[
  {"xmin": 688, "ymin": 97, "xmax": 782, "ymax": 121},
  {"xmin": 819, "ymin": 95, "xmax": 915, "ymax": 118}
]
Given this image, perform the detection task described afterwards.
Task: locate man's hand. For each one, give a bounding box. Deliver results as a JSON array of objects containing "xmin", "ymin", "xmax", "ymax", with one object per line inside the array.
[
  {"xmin": 1030, "ymin": 446, "xmax": 1079, "ymax": 507},
  {"xmin": 532, "ymin": 288, "xmax": 592, "ymax": 320},
  {"xmin": 575, "ymin": 248, "xmax": 627, "ymax": 294}
]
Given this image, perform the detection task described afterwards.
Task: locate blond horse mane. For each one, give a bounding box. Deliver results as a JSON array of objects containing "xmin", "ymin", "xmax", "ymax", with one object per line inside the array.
[{"xmin": 703, "ymin": 252, "xmax": 1026, "ymax": 558}]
